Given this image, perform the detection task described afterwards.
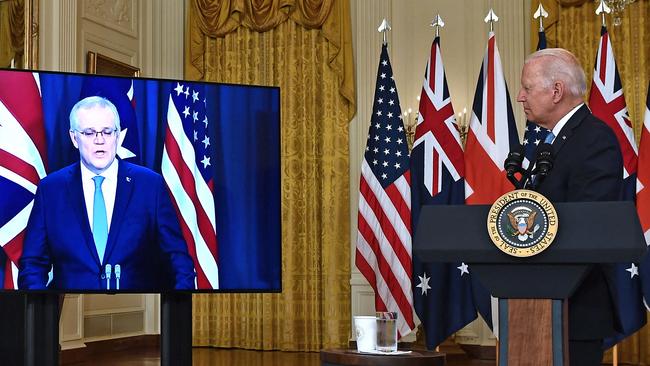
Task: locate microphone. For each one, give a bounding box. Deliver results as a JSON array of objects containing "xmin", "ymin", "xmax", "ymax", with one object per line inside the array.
[
  {"xmin": 530, "ymin": 143, "xmax": 554, "ymax": 189},
  {"xmin": 114, "ymin": 264, "xmax": 121, "ymax": 290},
  {"xmin": 105, "ymin": 264, "xmax": 112, "ymax": 290},
  {"xmin": 504, "ymin": 145, "xmax": 525, "ymax": 189}
]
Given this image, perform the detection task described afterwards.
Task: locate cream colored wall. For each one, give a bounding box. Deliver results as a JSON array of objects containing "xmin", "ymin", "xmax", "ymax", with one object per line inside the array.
[
  {"xmin": 350, "ymin": 0, "xmax": 532, "ymax": 345},
  {"xmin": 38, "ymin": 0, "xmax": 184, "ymax": 350}
]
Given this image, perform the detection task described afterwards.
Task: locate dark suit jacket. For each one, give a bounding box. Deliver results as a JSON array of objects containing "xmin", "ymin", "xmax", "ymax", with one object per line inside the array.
[
  {"xmin": 18, "ymin": 161, "xmax": 196, "ymax": 291},
  {"xmin": 534, "ymin": 104, "xmax": 623, "ymax": 340}
]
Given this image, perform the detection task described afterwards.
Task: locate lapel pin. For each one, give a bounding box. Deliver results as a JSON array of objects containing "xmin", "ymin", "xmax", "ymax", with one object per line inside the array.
[
  {"xmin": 562, "ymin": 136, "xmax": 566, "ymax": 140},
  {"xmin": 126, "ymin": 177, "xmax": 131, "ymax": 182}
]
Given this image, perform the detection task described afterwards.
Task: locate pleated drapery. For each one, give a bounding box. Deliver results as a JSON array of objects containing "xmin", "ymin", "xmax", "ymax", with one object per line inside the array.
[{"xmin": 187, "ymin": 0, "xmax": 355, "ymax": 351}]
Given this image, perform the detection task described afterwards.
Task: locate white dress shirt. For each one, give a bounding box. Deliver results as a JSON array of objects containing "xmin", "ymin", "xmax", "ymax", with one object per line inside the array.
[{"xmin": 80, "ymin": 159, "xmax": 118, "ymax": 233}]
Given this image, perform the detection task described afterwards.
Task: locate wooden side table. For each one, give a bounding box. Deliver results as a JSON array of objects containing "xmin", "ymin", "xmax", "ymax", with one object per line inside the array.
[{"xmin": 320, "ymin": 349, "xmax": 445, "ymax": 366}]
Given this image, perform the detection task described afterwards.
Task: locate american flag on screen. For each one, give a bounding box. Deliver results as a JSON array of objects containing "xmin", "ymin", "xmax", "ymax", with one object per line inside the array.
[
  {"xmin": 0, "ymin": 71, "xmax": 48, "ymax": 289},
  {"xmin": 588, "ymin": 26, "xmax": 646, "ymax": 344},
  {"xmin": 161, "ymin": 82, "xmax": 219, "ymax": 289},
  {"xmin": 355, "ymin": 43, "xmax": 415, "ymax": 338}
]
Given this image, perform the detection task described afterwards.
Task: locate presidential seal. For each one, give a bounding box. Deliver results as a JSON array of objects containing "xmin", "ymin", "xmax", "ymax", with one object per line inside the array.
[{"xmin": 487, "ymin": 189, "xmax": 558, "ymax": 257}]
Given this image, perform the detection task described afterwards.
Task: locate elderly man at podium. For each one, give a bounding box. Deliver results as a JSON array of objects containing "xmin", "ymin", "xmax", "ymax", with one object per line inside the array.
[{"xmin": 517, "ymin": 48, "xmax": 623, "ymax": 365}]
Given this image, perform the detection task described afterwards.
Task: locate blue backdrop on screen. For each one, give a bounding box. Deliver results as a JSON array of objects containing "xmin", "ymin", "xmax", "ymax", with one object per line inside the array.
[{"xmin": 11, "ymin": 71, "xmax": 281, "ymax": 291}]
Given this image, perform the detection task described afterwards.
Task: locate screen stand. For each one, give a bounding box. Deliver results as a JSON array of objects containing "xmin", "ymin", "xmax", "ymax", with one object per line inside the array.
[
  {"xmin": 25, "ymin": 293, "xmax": 59, "ymax": 366},
  {"xmin": 161, "ymin": 293, "xmax": 192, "ymax": 365}
]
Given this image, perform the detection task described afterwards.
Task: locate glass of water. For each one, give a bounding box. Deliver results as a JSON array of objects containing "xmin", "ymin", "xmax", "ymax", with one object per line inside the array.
[{"xmin": 375, "ymin": 311, "xmax": 397, "ymax": 352}]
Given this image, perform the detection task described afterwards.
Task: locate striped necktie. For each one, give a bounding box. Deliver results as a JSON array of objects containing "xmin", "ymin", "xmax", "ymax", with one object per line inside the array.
[{"xmin": 92, "ymin": 176, "xmax": 108, "ymax": 263}]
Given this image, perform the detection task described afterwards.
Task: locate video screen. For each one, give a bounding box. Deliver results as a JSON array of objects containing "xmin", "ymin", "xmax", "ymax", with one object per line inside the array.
[{"xmin": 0, "ymin": 69, "xmax": 281, "ymax": 293}]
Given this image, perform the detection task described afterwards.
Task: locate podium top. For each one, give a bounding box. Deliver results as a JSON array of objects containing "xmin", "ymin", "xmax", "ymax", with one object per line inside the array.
[{"xmin": 413, "ymin": 201, "xmax": 646, "ymax": 264}]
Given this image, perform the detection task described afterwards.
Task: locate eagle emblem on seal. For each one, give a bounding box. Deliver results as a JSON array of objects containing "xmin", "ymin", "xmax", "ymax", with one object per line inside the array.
[{"xmin": 507, "ymin": 207, "xmax": 538, "ymax": 241}]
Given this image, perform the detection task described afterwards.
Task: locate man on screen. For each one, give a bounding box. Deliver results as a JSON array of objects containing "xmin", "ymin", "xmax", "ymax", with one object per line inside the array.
[
  {"xmin": 517, "ymin": 48, "xmax": 622, "ymax": 365},
  {"xmin": 18, "ymin": 96, "xmax": 196, "ymax": 291}
]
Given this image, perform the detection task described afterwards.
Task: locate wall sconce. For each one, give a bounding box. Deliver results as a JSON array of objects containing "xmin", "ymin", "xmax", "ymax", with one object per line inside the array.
[
  {"xmin": 456, "ymin": 107, "xmax": 469, "ymax": 145},
  {"xmin": 403, "ymin": 108, "xmax": 419, "ymax": 151}
]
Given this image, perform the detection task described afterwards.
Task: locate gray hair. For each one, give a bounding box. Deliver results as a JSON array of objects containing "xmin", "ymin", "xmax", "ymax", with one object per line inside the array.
[
  {"xmin": 525, "ymin": 48, "xmax": 586, "ymax": 98},
  {"xmin": 69, "ymin": 96, "xmax": 121, "ymax": 131}
]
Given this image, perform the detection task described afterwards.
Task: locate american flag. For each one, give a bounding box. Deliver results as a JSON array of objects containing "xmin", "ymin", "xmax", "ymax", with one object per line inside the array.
[
  {"xmin": 588, "ymin": 26, "xmax": 646, "ymax": 344},
  {"xmin": 463, "ymin": 31, "xmax": 519, "ymax": 331},
  {"xmin": 0, "ymin": 71, "xmax": 48, "ymax": 289},
  {"xmin": 639, "ymin": 81, "xmax": 650, "ymax": 304},
  {"xmin": 355, "ymin": 43, "xmax": 415, "ymax": 338},
  {"xmin": 522, "ymin": 29, "xmax": 550, "ymax": 166},
  {"xmin": 161, "ymin": 82, "xmax": 219, "ymax": 289},
  {"xmin": 411, "ymin": 35, "xmax": 478, "ymax": 349}
]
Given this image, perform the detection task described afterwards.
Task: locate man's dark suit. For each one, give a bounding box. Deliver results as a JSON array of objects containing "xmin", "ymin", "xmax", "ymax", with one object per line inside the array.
[
  {"xmin": 533, "ymin": 104, "xmax": 623, "ymax": 361},
  {"xmin": 18, "ymin": 160, "xmax": 196, "ymax": 291}
]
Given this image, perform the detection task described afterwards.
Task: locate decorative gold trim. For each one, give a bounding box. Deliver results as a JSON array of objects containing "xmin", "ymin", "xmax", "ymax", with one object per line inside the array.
[
  {"xmin": 86, "ymin": 51, "xmax": 140, "ymax": 77},
  {"xmin": 24, "ymin": 0, "xmax": 37, "ymax": 68}
]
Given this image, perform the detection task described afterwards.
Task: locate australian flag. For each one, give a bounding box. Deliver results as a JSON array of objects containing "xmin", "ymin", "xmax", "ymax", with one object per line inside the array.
[
  {"xmin": 411, "ymin": 36, "xmax": 478, "ymax": 349},
  {"xmin": 588, "ymin": 26, "xmax": 646, "ymax": 346}
]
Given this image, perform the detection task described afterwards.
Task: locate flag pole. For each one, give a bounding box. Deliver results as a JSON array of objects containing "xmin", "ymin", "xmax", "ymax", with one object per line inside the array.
[
  {"xmin": 533, "ymin": 3, "xmax": 548, "ymax": 32},
  {"xmin": 378, "ymin": 18, "xmax": 391, "ymax": 46},
  {"xmin": 431, "ymin": 14, "xmax": 444, "ymax": 38},
  {"xmin": 594, "ymin": 3, "xmax": 624, "ymax": 366},
  {"xmin": 596, "ymin": 0, "xmax": 611, "ymax": 27},
  {"xmin": 484, "ymin": 8, "xmax": 498, "ymax": 33}
]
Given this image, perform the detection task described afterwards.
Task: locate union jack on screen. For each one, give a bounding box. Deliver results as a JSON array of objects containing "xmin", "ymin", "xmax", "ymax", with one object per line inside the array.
[
  {"xmin": 588, "ymin": 25, "xmax": 646, "ymax": 344},
  {"xmin": 161, "ymin": 82, "xmax": 219, "ymax": 289},
  {"xmin": 0, "ymin": 71, "xmax": 48, "ymax": 289},
  {"xmin": 355, "ymin": 43, "xmax": 415, "ymax": 338}
]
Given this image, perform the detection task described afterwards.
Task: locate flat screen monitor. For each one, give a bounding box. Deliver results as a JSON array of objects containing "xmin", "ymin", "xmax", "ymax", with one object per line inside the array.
[{"xmin": 0, "ymin": 69, "xmax": 281, "ymax": 293}]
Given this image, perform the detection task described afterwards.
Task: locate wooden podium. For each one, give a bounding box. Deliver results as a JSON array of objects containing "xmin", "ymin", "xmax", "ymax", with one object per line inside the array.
[{"xmin": 413, "ymin": 201, "xmax": 646, "ymax": 365}]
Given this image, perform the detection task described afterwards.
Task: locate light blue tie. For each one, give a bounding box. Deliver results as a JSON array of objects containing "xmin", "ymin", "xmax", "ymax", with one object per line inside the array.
[
  {"xmin": 544, "ymin": 132, "xmax": 555, "ymax": 144},
  {"xmin": 92, "ymin": 176, "xmax": 108, "ymax": 263}
]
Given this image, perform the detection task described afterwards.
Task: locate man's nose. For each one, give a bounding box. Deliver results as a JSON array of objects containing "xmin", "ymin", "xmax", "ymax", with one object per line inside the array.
[{"xmin": 516, "ymin": 90, "xmax": 525, "ymax": 102}]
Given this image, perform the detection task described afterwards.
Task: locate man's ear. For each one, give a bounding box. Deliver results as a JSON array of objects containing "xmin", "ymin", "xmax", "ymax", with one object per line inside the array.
[
  {"xmin": 69, "ymin": 130, "xmax": 79, "ymax": 149},
  {"xmin": 552, "ymin": 81, "xmax": 565, "ymax": 103}
]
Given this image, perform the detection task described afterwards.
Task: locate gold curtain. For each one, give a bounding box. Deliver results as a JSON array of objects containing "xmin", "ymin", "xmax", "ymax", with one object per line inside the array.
[
  {"xmin": 187, "ymin": 0, "xmax": 355, "ymax": 351},
  {"xmin": 0, "ymin": 0, "xmax": 25, "ymax": 68},
  {"xmin": 531, "ymin": 1, "xmax": 650, "ymax": 364}
]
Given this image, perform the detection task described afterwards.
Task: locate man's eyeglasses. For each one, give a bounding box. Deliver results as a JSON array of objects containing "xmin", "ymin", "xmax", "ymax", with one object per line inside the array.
[{"xmin": 74, "ymin": 128, "xmax": 118, "ymax": 139}]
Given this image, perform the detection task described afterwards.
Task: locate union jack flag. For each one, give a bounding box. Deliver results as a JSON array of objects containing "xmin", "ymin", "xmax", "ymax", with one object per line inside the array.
[
  {"xmin": 410, "ymin": 36, "xmax": 478, "ymax": 349},
  {"xmin": 355, "ymin": 43, "xmax": 415, "ymax": 338},
  {"xmin": 588, "ymin": 26, "xmax": 646, "ymax": 344},
  {"xmin": 463, "ymin": 31, "xmax": 519, "ymax": 331},
  {"xmin": 464, "ymin": 32, "xmax": 520, "ymax": 205},
  {"xmin": 0, "ymin": 71, "xmax": 48, "ymax": 289},
  {"xmin": 161, "ymin": 82, "xmax": 219, "ymax": 289}
]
